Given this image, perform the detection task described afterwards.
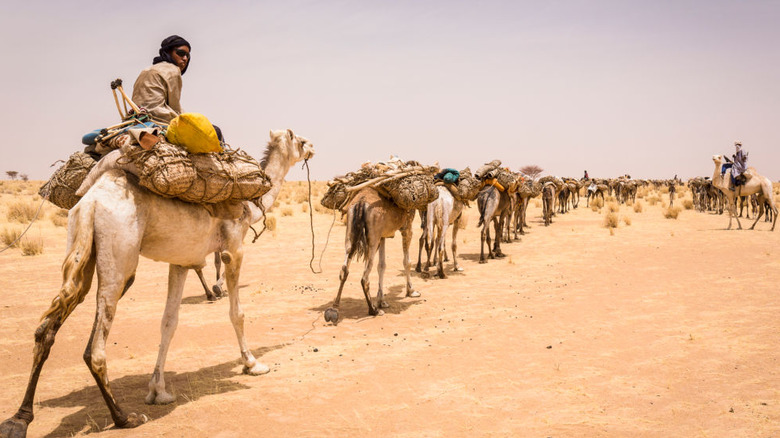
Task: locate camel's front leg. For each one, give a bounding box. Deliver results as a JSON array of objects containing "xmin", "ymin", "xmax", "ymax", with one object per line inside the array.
[
  {"xmin": 224, "ymin": 248, "xmax": 269, "ymax": 375},
  {"xmin": 401, "ymin": 223, "xmax": 420, "ymax": 297},
  {"xmin": 145, "ymin": 264, "xmax": 187, "ymax": 405}
]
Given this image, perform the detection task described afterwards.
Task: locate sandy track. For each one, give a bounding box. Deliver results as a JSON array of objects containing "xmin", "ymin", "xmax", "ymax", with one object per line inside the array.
[{"xmin": 1, "ymin": 194, "xmax": 778, "ymax": 437}]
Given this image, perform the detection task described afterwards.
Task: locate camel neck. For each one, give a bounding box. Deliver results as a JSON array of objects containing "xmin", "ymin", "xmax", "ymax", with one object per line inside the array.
[{"xmin": 259, "ymin": 147, "xmax": 292, "ymax": 212}]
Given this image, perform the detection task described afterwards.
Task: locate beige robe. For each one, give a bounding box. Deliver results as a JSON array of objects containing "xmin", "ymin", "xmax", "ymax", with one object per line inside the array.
[{"xmin": 131, "ymin": 62, "xmax": 183, "ymax": 124}]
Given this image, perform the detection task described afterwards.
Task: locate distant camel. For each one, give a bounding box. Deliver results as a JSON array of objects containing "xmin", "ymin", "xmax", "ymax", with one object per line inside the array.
[
  {"xmin": 711, "ymin": 154, "xmax": 777, "ymax": 230},
  {"xmin": 476, "ymin": 184, "xmax": 510, "ymax": 263},
  {"xmin": 324, "ymin": 187, "xmax": 420, "ymax": 324},
  {"xmin": 0, "ymin": 130, "xmax": 314, "ymax": 437},
  {"xmin": 542, "ymin": 182, "xmax": 555, "ymax": 226},
  {"xmin": 421, "ymin": 184, "xmax": 466, "ymax": 278}
]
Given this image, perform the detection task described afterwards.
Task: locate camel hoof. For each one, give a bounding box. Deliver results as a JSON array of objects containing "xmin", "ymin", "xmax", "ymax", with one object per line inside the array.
[
  {"xmin": 324, "ymin": 308, "xmax": 339, "ymax": 324},
  {"xmin": 205, "ymin": 292, "xmax": 217, "ymax": 302},
  {"xmin": 0, "ymin": 416, "xmax": 29, "ymax": 438},
  {"xmin": 495, "ymin": 252, "xmax": 506, "ymax": 258},
  {"xmin": 243, "ymin": 362, "xmax": 270, "ymax": 376},
  {"xmin": 116, "ymin": 412, "xmax": 148, "ymax": 429},
  {"xmin": 145, "ymin": 390, "xmax": 175, "ymax": 405},
  {"xmin": 437, "ymin": 272, "xmax": 447, "ymax": 279},
  {"xmin": 407, "ymin": 291, "xmax": 421, "ymax": 298},
  {"xmin": 212, "ymin": 285, "xmax": 225, "ymax": 299},
  {"xmin": 414, "ymin": 264, "xmax": 422, "ymax": 273},
  {"xmin": 420, "ymin": 271, "xmax": 431, "ymax": 279},
  {"xmin": 479, "ymin": 259, "xmax": 487, "ymax": 264}
]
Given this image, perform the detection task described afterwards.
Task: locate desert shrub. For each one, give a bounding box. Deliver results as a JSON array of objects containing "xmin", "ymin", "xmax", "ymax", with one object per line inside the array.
[
  {"xmin": 663, "ymin": 206, "xmax": 682, "ymax": 219},
  {"xmin": 647, "ymin": 195, "xmax": 661, "ymax": 206},
  {"xmin": 293, "ymin": 189, "xmax": 309, "ymax": 204},
  {"xmin": 6, "ymin": 200, "xmax": 37, "ymax": 223},
  {"xmin": 682, "ymin": 199, "xmax": 694, "ymax": 210},
  {"xmin": 603, "ymin": 212, "xmax": 619, "ymax": 228},
  {"xmin": 313, "ymin": 203, "xmax": 330, "ymax": 214},
  {"xmin": 590, "ymin": 197, "xmax": 604, "ymax": 209},
  {"xmin": 301, "ymin": 203, "xmax": 309, "ymax": 213},
  {"xmin": 636, "ymin": 187, "xmax": 648, "ymax": 199},
  {"xmin": 606, "ymin": 195, "xmax": 616, "ymax": 202},
  {"xmin": 264, "ymin": 214, "xmax": 277, "ymax": 232},
  {"xmin": 20, "ymin": 237, "xmax": 43, "ymax": 256},
  {"xmin": 660, "ymin": 186, "xmax": 669, "ymax": 194},
  {"xmin": 606, "ymin": 202, "xmax": 619, "ymax": 213},
  {"xmin": 633, "ymin": 201, "xmax": 643, "ymax": 213},
  {"xmin": 622, "ymin": 216, "xmax": 632, "ymax": 226},
  {"xmin": 1, "ymin": 227, "xmax": 22, "ymax": 248},
  {"xmin": 281, "ymin": 206, "xmax": 294, "ymax": 217}
]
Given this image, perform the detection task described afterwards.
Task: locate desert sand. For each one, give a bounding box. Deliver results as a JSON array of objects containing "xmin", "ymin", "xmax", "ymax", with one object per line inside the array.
[{"xmin": 1, "ymin": 181, "xmax": 779, "ymax": 437}]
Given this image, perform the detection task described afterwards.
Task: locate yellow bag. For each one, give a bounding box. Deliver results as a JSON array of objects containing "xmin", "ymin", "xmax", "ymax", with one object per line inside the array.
[{"xmin": 166, "ymin": 113, "xmax": 223, "ymax": 153}]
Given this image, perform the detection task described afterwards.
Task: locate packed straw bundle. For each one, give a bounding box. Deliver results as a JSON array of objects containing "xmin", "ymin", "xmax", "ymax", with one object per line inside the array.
[{"xmin": 39, "ymin": 152, "xmax": 97, "ymax": 209}]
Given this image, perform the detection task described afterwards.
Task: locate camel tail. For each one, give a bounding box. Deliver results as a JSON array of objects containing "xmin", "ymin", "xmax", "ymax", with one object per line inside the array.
[
  {"xmin": 40, "ymin": 201, "xmax": 96, "ymax": 322},
  {"xmin": 348, "ymin": 200, "xmax": 369, "ymax": 262},
  {"xmin": 476, "ymin": 186, "xmax": 493, "ymax": 228}
]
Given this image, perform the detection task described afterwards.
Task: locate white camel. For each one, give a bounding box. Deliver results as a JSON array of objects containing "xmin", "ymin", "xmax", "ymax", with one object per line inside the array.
[
  {"xmin": 0, "ymin": 130, "xmax": 314, "ymax": 437},
  {"xmin": 421, "ymin": 184, "xmax": 466, "ymax": 279},
  {"xmin": 711, "ymin": 154, "xmax": 777, "ymax": 231}
]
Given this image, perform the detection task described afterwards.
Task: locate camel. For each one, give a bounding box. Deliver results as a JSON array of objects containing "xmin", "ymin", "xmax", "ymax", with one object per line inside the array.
[
  {"xmin": 420, "ymin": 184, "xmax": 466, "ymax": 278},
  {"xmin": 476, "ymin": 184, "xmax": 511, "ymax": 263},
  {"xmin": 586, "ymin": 180, "xmax": 607, "ymax": 207},
  {"xmin": 542, "ymin": 182, "xmax": 555, "ymax": 226},
  {"xmin": 324, "ymin": 187, "xmax": 419, "ymax": 325},
  {"xmin": 0, "ymin": 130, "xmax": 314, "ymax": 437},
  {"xmin": 711, "ymin": 154, "xmax": 777, "ymax": 231}
]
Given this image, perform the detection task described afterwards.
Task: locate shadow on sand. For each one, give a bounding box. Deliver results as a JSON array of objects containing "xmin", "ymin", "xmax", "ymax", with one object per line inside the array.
[
  {"xmin": 37, "ymin": 343, "xmax": 286, "ymax": 437},
  {"xmin": 310, "ymin": 285, "xmax": 422, "ymax": 323}
]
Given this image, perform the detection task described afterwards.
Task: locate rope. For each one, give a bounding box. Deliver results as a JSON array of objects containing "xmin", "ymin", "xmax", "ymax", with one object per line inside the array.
[
  {"xmin": 0, "ymin": 196, "xmax": 47, "ymax": 254},
  {"xmin": 303, "ymin": 159, "xmax": 322, "ymax": 274}
]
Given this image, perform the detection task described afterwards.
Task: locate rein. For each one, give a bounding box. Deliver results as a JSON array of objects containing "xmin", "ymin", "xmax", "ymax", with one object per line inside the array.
[
  {"xmin": 0, "ymin": 196, "xmax": 47, "ymax": 254},
  {"xmin": 303, "ymin": 158, "xmax": 323, "ymax": 274}
]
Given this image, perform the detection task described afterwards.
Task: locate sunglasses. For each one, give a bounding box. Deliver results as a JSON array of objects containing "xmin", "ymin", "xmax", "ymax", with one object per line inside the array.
[{"xmin": 174, "ymin": 48, "xmax": 190, "ymax": 59}]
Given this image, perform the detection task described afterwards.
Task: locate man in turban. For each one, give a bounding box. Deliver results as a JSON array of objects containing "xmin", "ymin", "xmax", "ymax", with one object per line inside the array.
[{"xmin": 132, "ymin": 35, "xmax": 191, "ymax": 125}]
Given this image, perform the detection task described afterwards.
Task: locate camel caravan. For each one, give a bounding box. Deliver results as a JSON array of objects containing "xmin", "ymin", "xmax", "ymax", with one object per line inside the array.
[{"xmin": 3, "ymin": 129, "xmax": 778, "ymax": 437}]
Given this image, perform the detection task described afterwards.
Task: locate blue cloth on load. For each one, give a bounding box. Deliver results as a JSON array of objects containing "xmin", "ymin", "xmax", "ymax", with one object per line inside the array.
[
  {"xmin": 82, "ymin": 121, "xmax": 160, "ymax": 145},
  {"xmin": 721, "ymin": 163, "xmax": 732, "ymax": 175},
  {"xmin": 434, "ymin": 168, "xmax": 460, "ymax": 184}
]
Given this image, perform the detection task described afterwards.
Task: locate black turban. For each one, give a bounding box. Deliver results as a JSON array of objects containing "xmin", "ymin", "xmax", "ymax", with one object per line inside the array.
[{"xmin": 152, "ymin": 35, "xmax": 191, "ymax": 74}]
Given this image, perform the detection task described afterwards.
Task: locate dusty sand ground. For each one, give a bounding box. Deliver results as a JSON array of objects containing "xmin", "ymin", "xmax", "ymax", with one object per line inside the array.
[{"xmin": 1, "ymin": 183, "xmax": 779, "ymax": 437}]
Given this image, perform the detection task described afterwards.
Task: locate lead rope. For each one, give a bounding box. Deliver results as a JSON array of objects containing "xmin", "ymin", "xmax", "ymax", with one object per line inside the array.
[{"xmin": 303, "ymin": 158, "xmax": 325, "ymax": 274}]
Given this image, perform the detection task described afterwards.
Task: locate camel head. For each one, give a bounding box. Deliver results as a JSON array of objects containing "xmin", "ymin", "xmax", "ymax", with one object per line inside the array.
[
  {"xmin": 262, "ymin": 129, "xmax": 315, "ymax": 170},
  {"xmin": 712, "ymin": 154, "xmax": 723, "ymax": 166}
]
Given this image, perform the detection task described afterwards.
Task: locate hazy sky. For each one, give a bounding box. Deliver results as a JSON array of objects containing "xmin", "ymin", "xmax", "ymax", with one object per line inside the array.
[{"xmin": 1, "ymin": 0, "xmax": 778, "ymax": 181}]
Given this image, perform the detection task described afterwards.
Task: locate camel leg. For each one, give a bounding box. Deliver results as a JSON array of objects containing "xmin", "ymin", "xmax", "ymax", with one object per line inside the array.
[
  {"xmin": 145, "ymin": 264, "xmax": 187, "ymax": 405},
  {"xmin": 360, "ymin": 238, "xmax": 380, "ymax": 316},
  {"xmin": 376, "ymin": 238, "xmax": 389, "ymax": 309},
  {"xmin": 401, "ymin": 220, "xmax": 420, "ymax": 298},
  {"xmin": 451, "ymin": 215, "xmax": 463, "ymax": 272},
  {"xmin": 325, "ymin": 253, "xmax": 352, "ymax": 324},
  {"xmin": 749, "ymin": 194, "xmax": 766, "ymax": 230},
  {"xmin": 415, "ymin": 211, "xmax": 427, "ymax": 273},
  {"xmin": 224, "ymin": 247, "xmax": 268, "ymax": 375},
  {"xmin": 0, "ymin": 247, "xmax": 96, "ymax": 437},
  {"xmin": 195, "ymin": 268, "xmax": 216, "ymax": 301},
  {"xmin": 437, "ymin": 221, "xmax": 448, "ymax": 279},
  {"xmin": 212, "ymin": 251, "xmax": 225, "ymax": 298},
  {"xmin": 84, "ymin": 264, "xmax": 148, "ymax": 429},
  {"xmin": 479, "ymin": 222, "xmax": 488, "ymax": 264},
  {"xmin": 493, "ymin": 217, "xmax": 505, "ymax": 258}
]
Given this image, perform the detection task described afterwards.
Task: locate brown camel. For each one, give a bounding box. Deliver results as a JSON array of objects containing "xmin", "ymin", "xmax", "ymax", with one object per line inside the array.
[{"xmin": 324, "ymin": 187, "xmax": 420, "ymax": 324}]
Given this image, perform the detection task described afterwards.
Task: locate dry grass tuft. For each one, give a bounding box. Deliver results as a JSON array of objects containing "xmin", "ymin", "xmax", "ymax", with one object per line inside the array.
[
  {"xmin": 647, "ymin": 195, "xmax": 661, "ymax": 206},
  {"xmin": 301, "ymin": 203, "xmax": 309, "ymax": 213},
  {"xmin": 590, "ymin": 197, "xmax": 604, "ymax": 209},
  {"xmin": 264, "ymin": 215, "xmax": 277, "ymax": 232},
  {"xmin": 1, "ymin": 227, "xmax": 22, "ymax": 248},
  {"xmin": 603, "ymin": 212, "xmax": 619, "ymax": 228},
  {"xmin": 622, "ymin": 216, "xmax": 632, "ymax": 226},
  {"xmin": 313, "ymin": 203, "xmax": 330, "ymax": 214},
  {"xmin": 663, "ymin": 206, "xmax": 682, "ymax": 219},
  {"xmin": 20, "ymin": 237, "xmax": 44, "ymax": 256},
  {"xmin": 281, "ymin": 206, "xmax": 294, "ymax": 217},
  {"xmin": 6, "ymin": 200, "xmax": 38, "ymax": 223},
  {"xmin": 606, "ymin": 202, "xmax": 619, "ymax": 213},
  {"xmin": 682, "ymin": 199, "xmax": 694, "ymax": 210},
  {"xmin": 633, "ymin": 201, "xmax": 643, "ymax": 213}
]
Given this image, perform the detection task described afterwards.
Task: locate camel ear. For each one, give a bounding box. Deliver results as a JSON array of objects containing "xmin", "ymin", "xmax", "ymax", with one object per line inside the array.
[
  {"xmin": 287, "ymin": 129, "xmax": 295, "ymax": 140},
  {"xmin": 269, "ymin": 130, "xmax": 276, "ymax": 139}
]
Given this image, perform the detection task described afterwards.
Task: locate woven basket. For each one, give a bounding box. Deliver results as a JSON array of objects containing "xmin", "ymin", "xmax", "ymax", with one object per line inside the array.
[
  {"xmin": 129, "ymin": 142, "xmax": 271, "ymax": 204},
  {"xmin": 39, "ymin": 151, "xmax": 97, "ymax": 209},
  {"xmin": 380, "ymin": 174, "xmax": 438, "ymax": 211},
  {"xmin": 321, "ymin": 183, "xmax": 348, "ymax": 210},
  {"xmin": 495, "ymin": 170, "xmax": 518, "ymax": 192}
]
